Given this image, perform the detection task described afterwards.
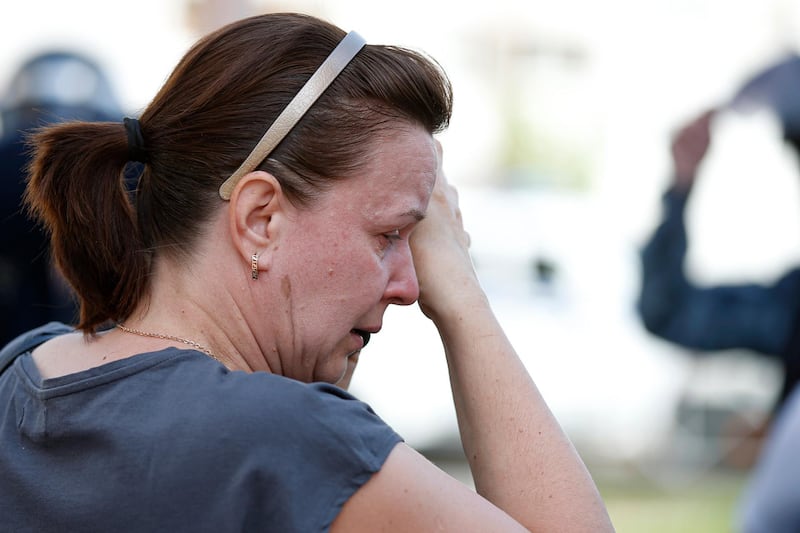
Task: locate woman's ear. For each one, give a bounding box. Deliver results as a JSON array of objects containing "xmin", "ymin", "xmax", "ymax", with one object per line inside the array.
[{"xmin": 228, "ymin": 171, "xmax": 286, "ymax": 275}]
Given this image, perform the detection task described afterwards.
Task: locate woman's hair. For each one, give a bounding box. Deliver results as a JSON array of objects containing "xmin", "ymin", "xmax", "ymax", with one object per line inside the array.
[{"xmin": 24, "ymin": 12, "xmax": 453, "ymax": 333}]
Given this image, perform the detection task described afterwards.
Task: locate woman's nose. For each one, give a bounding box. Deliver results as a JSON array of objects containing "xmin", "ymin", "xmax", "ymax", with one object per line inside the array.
[{"xmin": 383, "ymin": 243, "xmax": 419, "ymax": 306}]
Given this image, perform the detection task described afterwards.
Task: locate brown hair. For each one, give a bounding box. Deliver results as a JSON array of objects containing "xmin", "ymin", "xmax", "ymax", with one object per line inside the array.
[{"xmin": 24, "ymin": 12, "xmax": 452, "ymax": 333}]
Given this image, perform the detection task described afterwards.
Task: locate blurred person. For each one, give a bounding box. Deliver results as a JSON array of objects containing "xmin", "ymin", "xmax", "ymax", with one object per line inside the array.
[
  {"xmin": 640, "ymin": 53, "xmax": 800, "ymax": 533},
  {"xmin": 0, "ymin": 13, "xmax": 614, "ymax": 532},
  {"xmin": 738, "ymin": 385, "xmax": 800, "ymax": 532},
  {"xmin": 638, "ymin": 55, "xmax": 800, "ymax": 421},
  {"xmin": 0, "ymin": 50, "xmax": 125, "ymax": 345}
]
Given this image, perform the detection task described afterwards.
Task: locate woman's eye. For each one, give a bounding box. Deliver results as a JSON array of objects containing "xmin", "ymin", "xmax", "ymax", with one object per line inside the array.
[
  {"xmin": 378, "ymin": 229, "xmax": 402, "ymax": 252},
  {"xmin": 384, "ymin": 229, "xmax": 401, "ymax": 240}
]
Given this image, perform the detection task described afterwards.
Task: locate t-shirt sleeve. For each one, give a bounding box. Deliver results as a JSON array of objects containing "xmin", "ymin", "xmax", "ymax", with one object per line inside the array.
[{"xmin": 228, "ymin": 379, "xmax": 403, "ymax": 532}]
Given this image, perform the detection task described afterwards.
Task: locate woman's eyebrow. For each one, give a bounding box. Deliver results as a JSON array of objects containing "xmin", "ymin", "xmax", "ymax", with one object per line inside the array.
[{"xmin": 402, "ymin": 208, "xmax": 426, "ymax": 222}]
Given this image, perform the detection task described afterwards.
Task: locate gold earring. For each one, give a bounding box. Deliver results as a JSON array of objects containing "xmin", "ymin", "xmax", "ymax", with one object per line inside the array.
[{"xmin": 251, "ymin": 253, "xmax": 259, "ymax": 280}]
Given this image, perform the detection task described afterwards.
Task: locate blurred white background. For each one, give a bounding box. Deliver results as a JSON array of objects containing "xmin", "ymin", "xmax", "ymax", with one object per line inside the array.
[{"xmin": 4, "ymin": 0, "xmax": 800, "ymax": 477}]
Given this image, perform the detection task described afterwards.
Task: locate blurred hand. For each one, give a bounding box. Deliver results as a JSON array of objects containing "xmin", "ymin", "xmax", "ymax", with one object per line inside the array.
[
  {"xmin": 411, "ymin": 141, "xmax": 480, "ymax": 322},
  {"xmin": 671, "ymin": 108, "xmax": 716, "ymax": 191}
]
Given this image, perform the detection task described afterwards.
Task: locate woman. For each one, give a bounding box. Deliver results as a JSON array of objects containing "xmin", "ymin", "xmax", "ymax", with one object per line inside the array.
[{"xmin": 0, "ymin": 12, "xmax": 614, "ymax": 532}]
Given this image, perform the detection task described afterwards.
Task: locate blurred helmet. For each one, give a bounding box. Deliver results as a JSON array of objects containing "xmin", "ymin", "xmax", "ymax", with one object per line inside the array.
[
  {"xmin": 729, "ymin": 53, "xmax": 800, "ymax": 141},
  {"xmin": 0, "ymin": 50, "xmax": 124, "ymax": 248},
  {"xmin": 1, "ymin": 50, "xmax": 122, "ymax": 131}
]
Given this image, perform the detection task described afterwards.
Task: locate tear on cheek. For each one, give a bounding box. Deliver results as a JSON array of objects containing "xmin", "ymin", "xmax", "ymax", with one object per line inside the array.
[{"xmin": 281, "ymin": 276, "xmax": 292, "ymax": 298}]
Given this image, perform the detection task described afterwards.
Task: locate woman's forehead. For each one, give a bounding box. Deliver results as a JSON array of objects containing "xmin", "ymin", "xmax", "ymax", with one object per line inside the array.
[{"xmin": 365, "ymin": 128, "xmax": 436, "ymax": 178}]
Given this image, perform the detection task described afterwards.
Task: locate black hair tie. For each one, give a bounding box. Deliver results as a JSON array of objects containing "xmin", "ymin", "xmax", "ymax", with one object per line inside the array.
[{"xmin": 123, "ymin": 117, "xmax": 148, "ymax": 163}]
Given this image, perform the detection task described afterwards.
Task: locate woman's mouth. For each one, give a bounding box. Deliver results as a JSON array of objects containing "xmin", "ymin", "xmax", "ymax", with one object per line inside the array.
[{"xmin": 351, "ymin": 329, "xmax": 371, "ymax": 348}]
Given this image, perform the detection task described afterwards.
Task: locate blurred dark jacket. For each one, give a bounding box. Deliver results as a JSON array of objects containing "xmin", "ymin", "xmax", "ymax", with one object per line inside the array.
[
  {"xmin": 0, "ymin": 51, "xmax": 124, "ymax": 346},
  {"xmin": 638, "ymin": 187, "xmax": 800, "ymax": 411}
]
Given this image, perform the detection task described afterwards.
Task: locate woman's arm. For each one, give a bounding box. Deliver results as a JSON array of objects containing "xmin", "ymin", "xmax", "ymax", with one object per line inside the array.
[
  {"xmin": 412, "ymin": 144, "xmax": 613, "ymax": 531},
  {"xmin": 332, "ymin": 143, "xmax": 614, "ymax": 532}
]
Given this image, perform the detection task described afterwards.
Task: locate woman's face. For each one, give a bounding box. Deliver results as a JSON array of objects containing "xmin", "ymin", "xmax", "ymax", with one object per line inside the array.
[{"xmin": 267, "ymin": 125, "xmax": 437, "ymax": 384}]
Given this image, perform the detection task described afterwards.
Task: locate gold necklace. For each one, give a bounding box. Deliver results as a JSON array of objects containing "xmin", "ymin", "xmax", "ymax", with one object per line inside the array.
[{"xmin": 116, "ymin": 323, "xmax": 223, "ymax": 364}]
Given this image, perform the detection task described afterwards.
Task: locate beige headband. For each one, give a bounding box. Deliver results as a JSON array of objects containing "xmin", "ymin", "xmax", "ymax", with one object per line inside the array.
[{"xmin": 218, "ymin": 31, "xmax": 367, "ymax": 200}]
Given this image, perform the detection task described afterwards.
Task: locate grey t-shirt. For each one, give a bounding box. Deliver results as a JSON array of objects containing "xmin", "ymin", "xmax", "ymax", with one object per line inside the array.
[{"xmin": 0, "ymin": 323, "xmax": 402, "ymax": 532}]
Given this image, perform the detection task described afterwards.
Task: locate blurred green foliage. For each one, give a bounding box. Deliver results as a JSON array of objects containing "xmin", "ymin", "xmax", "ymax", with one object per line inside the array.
[{"xmin": 601, "ymin": 472, "xmax": 748, "ymax": 533}]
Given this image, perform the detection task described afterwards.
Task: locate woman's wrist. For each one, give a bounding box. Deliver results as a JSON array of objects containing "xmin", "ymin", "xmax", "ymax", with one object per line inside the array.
[{"xmin": 419, "ymin": 275, "xmax": 491, "ymax": 329}]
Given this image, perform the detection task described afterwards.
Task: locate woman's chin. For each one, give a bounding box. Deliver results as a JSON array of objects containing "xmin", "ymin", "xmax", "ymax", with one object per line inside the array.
[{"xmin": 333, "ymin": 352, "xmax": 360, "ymax": 389}]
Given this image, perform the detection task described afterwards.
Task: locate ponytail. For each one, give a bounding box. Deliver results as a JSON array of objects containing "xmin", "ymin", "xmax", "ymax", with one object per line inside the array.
[{"xmin": 24, "ymin": 121, "xmax": 149, "ymax": 333}]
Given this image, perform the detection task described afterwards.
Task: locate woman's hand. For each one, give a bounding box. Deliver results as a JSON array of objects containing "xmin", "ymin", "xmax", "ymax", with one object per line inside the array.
[{"xmin": 411, "ymin": 141, "xmax": 483, "ymax": 321}]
